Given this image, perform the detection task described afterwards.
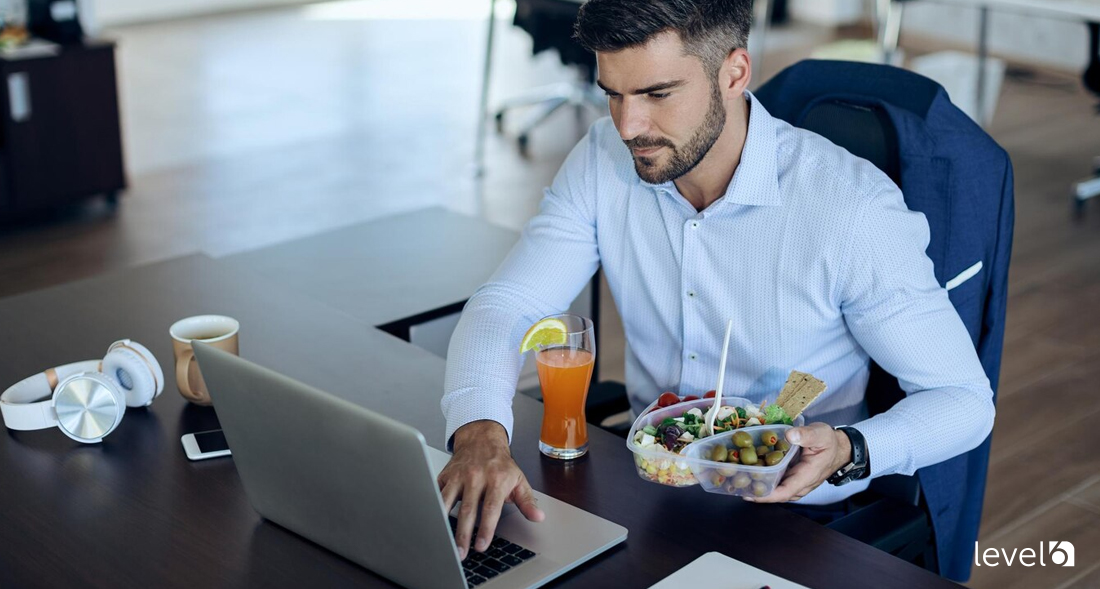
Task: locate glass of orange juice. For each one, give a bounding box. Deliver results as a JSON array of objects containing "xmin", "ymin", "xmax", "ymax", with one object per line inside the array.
[{"xmin": 533, "ymin": 314, "xmax": 595, "ymax": 460}]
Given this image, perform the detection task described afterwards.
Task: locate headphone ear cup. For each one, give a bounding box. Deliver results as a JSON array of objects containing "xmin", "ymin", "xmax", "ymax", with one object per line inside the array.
[
  {"xmin": 53, "ymin": 372, "xmax": 127, "ymax": 443},
  {"xmin": 116, "ymin": 340, "xmax": 165, "ymax": 398},
  {"xmin": 101, "ymin": 347, "xmax": 158, "ymax": 407}
]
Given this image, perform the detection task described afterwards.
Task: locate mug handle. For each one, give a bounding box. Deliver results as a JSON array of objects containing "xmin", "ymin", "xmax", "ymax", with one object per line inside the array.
[{"xmin": 176, "ymin": 347, "xmax": 196, "ymax": 399}]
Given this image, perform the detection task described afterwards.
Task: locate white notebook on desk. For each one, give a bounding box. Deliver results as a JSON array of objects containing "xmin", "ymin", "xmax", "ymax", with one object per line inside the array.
[{"xmin": 649, "ymin": 552, "xmax": 810, "ymax": 589}]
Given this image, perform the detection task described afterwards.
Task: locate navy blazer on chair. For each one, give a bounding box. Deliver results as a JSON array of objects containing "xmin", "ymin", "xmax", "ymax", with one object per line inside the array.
[{"xmin": 756, "ymin": 60, "xmax": 1015, "ymax": 581}]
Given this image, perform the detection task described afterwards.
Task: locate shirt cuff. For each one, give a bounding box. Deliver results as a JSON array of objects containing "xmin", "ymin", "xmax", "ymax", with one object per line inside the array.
[
  {"xmin": 443, "ymin": 390, "xmax": 515, "ymax": 452},
  {"xmin": 851, "ymin": 411, "xmax": 914, "ymax": 478}
]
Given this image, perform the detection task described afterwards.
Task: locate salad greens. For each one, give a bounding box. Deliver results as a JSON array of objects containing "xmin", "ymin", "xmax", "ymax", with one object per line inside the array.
[{"xmin": 764, "ymin": 404, "xmax": 794, "ymax": 426}]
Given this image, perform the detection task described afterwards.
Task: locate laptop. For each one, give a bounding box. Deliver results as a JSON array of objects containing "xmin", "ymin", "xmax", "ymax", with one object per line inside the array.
[{"xmin": 193, "ymin": 343, "xmax": 627, "ymax": 589}]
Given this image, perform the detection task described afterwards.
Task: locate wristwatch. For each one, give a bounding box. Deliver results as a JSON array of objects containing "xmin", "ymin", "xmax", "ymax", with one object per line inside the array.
[{"xmin": 827, "ymin": 426, "xmax": 870, "ymax": 486}]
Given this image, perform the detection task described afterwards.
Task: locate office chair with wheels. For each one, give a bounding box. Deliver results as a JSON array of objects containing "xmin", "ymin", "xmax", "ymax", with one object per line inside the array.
[
  {"xmin": 756, "ymin": 60, "xmax": 1014, "ymax": 582},
  {"xmin": 494, "ymin": 0, "xmax": 605, "ymax": 158}
]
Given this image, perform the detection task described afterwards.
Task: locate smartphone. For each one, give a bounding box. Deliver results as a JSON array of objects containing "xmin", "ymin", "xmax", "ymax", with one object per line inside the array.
[{"xmin": 181, "ymin": 429, "xmax": 232, "ymax": 461}]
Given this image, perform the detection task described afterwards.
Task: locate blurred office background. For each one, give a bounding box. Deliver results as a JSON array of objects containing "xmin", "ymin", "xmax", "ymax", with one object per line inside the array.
[{"xmin": 0, "ymin": 0, "xmax": 1097, "ymax": 586}]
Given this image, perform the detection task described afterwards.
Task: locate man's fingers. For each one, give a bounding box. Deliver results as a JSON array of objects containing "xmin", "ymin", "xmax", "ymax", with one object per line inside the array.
[
  {"xmin": 786, "ymin": 422, "xmax": 832, "ymax": 448},
  {"xmin": 511, "ymin": 477, "xmax": 546, "ymax": 522},
  {"xmin": 746, "ymin": 479, "xmax": 797, "ymax": 503},
  {"xmin": 440, "ymin": 478, "xmax": 462, "ymax": 516},
  {"xmin": 475, "ymin": 485, "xmax": 510, "ymax": 553},
  {"xmin": 748, "ymin": 462, "xmax": 815, "ymax": 503},
  {"xmin": 454, "ymin": 486, "xmax": 483, "ymax": 560}
]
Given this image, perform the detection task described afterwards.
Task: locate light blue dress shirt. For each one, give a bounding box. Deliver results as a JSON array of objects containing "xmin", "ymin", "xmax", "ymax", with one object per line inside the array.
[{"xmin": 442, "ymin": 91, "xmax": 995, "ymax": 504}]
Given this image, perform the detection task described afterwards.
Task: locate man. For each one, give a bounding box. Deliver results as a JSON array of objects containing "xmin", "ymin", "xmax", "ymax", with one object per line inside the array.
[{"xmin": 439, "ymin": 0, "xmax": 995, "ymax": 563}]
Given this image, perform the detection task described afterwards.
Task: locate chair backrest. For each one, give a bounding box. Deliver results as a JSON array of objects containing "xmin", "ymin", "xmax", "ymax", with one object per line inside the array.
[
  {"xmin": 1085, "ymin": 22, "xmax": 1100, "ymax": 100},
  {"xmin": 755, "ymin": 60, "xmax": 1015, "ymax": 582},
  {"xmin": 514, "ymin": 0, "xmax": 595, "ymax": 80},
  {"xmin": 801, "ymin": 100, "xmax": 900, "ymax": 184}
]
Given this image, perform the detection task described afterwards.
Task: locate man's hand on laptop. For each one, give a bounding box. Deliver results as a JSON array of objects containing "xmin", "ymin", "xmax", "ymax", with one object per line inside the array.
[{"xmin": 439, "ymin": 420, "xmax": 546, "ymax": 560}]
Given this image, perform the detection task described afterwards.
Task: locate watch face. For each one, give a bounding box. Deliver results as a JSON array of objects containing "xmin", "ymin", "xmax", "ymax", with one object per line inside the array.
[{"xmin": 828, "ymin": 458, "xmax": 869, "ymax": 486}]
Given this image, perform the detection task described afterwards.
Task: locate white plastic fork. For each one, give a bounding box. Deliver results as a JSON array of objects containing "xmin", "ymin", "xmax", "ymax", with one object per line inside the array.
[{"xmin": 703, "ymin": 320, "xmax": 733, "ymax": 438}]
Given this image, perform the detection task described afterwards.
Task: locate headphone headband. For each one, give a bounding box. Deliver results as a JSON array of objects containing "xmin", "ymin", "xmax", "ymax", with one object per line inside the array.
[{"xmin": 1, "ymin": 361, "xmax": 101, "ymax": 431}]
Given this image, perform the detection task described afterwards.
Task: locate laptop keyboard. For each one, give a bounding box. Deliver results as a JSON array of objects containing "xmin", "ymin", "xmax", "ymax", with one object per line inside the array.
[{"xmin": 449, "ymin": 517, "xmax": 537, "ymax": 586}]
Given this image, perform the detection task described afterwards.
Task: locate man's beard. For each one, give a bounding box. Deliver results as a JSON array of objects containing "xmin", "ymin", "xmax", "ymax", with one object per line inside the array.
[{"xmin": 626, "ymin": 85, "xmax": 727, "ymax": 185}]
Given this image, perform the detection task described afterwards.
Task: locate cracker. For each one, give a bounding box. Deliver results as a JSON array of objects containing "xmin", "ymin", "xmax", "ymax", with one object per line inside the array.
[
  {"xmin": 776, "ymin": 371, "xmax": 811, "ymax": 406},
  {"xmin": 777, "ymin": 371, "xmax": 827, "ymax": 419}
]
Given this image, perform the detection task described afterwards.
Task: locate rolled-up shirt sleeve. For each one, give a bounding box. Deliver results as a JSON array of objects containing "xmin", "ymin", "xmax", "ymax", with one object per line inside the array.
[
  {"xmin": 838, "ymin": 186, "xmax": 995, "ymax": 477},
  {"xmin": 441, "ymin": 130, "xmax": 602, "ymax": 450}
]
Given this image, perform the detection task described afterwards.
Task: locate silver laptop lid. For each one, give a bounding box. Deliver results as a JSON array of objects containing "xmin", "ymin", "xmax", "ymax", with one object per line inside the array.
[{"xmin": 193, "ymin": 342, "xmax": 466, "ymax": 589}]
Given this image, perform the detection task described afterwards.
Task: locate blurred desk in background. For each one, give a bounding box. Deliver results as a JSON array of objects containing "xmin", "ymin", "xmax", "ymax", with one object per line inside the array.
[{"xmin": 877, "ymin": 0, "xmax": 1100, "ymax": 209}]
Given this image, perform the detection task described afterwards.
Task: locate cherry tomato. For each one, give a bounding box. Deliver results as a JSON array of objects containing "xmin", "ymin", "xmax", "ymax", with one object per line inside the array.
[
  {"xmin": 703, "ymin": 390, "xmax": 716, "ymax": 399},
  {"xmin": 657, "ymin": 391, "xmax": 680, "ymax": 408},
  {"xmin": 682, "ymin": 395, "xmax": 700, "ymax": 402}
]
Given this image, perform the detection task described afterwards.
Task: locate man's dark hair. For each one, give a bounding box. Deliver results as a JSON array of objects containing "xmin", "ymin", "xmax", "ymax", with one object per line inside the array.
[{"xmin": 574, "ymin": 0, "xmax": 752, "ymax": 76}]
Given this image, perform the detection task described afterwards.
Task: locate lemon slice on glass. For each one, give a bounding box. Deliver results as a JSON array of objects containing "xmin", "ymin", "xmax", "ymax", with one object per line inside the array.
[{"xmin": 519, "ymin": 317, "xmax": 568, "ymax": 353}]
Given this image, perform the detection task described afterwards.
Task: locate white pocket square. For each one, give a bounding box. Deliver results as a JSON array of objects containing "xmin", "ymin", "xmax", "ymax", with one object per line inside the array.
[{"xmin": 946, "ymin": 261, "xmax": 983, "ymax": 291}]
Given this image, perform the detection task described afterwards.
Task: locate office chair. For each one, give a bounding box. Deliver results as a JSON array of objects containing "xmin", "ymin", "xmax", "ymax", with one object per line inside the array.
[
  {"xmin": 756, "ymin": 60, "xmax": 1014, "ymax": 582},
  {"xmin": 494, "ymin": 0, "xmax": 604, "ymax": 158},
  {"xmin": 1075, "ymin": 21, "xmax": 1100, "ymax": 213}
]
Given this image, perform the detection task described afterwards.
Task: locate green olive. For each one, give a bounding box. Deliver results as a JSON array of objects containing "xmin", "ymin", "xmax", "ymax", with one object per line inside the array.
[
  {"xmin": 759, "ymin": 430, "xmax": 779, "ymax": 446},
  {"xmin": 776, "ymin": 439, "xmax": 791, "ymax": 452},
  {"xmin": 709, "ymin": 445, "xmax": 728, "ymax": 462},
  {"xmin": 732, "ymin": 472, "xmax": 751, "ymax": 489},
  {"xmin": 752, "ymin": 481, "xmax": 769, "ymax": 497},
  {"xmin": 710, "ymin": 472, "xmax": 725, "ymax": 486},
  {"xmin": 765, "ymin": 451, "xmax": 784, "ymax": 466},
  {"xmin": 726, "ymin": 450, "xmax": 741, "ymax": 463},
  {"xmin": 756, "ymin": 445, "xmax": 770, "ymax": 457},
  {"xmin": 732, "ymin": 431, "xmax": 753, "ymax": 448},
  {"xmin": 740, "ymin": 446, "xmax": 758, "ymax": 465},
  {"xmin": 751, "ymin": 472, "xmax": 766, "ymax": 481}
]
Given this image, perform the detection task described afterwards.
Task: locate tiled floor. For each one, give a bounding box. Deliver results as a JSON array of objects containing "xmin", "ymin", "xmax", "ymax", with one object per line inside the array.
[{"xmin": 1, "ymin": 2, "xmax": 1098, "ymax": 585}]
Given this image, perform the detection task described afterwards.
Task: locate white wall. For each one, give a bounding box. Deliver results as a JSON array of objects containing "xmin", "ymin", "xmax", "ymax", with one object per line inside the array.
[{"xmin": 87, "ymin": 0, "xmax": 312, "ymax": 29}]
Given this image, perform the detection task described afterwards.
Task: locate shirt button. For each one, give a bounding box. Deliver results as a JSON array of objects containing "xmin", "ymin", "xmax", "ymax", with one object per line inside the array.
[
  {"xmin": 689, "ymin": 353, "xmax": 698, "ymax": 361},
  {"xmin": 687, "ymin": 291, "xmax": 695, "ymax": 298},
  {"xmin": 691, "ymin": 221, "xmax": 699, "ymax": 229}
]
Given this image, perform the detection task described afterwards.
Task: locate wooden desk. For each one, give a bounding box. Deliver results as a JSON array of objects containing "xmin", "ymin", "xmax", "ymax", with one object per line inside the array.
[{"xmin": 0, "ymin": 252, "xmax": 958, "ymax": 587}]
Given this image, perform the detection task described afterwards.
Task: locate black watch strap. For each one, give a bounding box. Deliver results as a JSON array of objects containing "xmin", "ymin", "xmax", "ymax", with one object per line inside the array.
[{"xmin": 827, "ymin": 426, "xmax": 869, "ymax": 486}]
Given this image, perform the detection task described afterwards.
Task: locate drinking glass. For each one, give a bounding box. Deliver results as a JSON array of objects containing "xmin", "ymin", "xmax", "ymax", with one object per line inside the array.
[{"xmin": 535, "ymin": 314, "xmax": 595, "ymax": 460}]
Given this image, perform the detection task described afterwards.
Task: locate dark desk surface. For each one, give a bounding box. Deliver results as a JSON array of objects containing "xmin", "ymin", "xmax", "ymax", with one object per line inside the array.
[
  {"xmin": 0, "ymin": 251, "xmax": 958, "ymax": 588},
  {"xmin": 218, "ymin": 207, "xmax": 520, "ymax": 329}
]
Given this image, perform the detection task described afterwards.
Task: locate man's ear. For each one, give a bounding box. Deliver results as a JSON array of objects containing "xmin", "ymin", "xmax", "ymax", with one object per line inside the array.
[{"xmin": 720, "ymin": 48, "xmax": 752, "ymax": 99}]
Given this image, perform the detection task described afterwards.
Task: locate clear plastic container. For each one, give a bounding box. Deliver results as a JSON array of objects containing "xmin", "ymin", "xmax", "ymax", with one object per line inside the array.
[
  {"xmin": 681, "ymin": 425, "xmax": 801, "ymax": 498},
  {"xmin": 626, "ymin": 396, "xmax": 804, "ymax": 489}
]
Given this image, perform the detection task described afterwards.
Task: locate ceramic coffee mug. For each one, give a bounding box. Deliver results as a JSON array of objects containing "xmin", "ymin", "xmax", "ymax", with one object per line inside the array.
[{"xmin": 169, "ymin": 315, "xmax": 239, "ymax": 405}]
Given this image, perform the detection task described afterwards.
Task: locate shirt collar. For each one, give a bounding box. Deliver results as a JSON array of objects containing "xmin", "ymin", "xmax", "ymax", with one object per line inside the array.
[{"xmin": 643, "ymin": 90, "xmax": 782, "ymax": 210}]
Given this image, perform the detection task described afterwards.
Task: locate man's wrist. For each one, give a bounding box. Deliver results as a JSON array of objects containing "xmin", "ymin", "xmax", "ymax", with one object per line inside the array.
[
  {"xmin": 454, "ymin": 420, "xmax": 509, "ymax": 452},
  {"xmin": 833, "ymin": 428, "xmax": 853, "ymax": 473}
]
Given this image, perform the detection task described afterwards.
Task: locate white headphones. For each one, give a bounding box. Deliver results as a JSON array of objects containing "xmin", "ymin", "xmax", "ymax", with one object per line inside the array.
[{"xmin": 0, "ymin": 340, "xmax": 165, "ymax": 443}]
